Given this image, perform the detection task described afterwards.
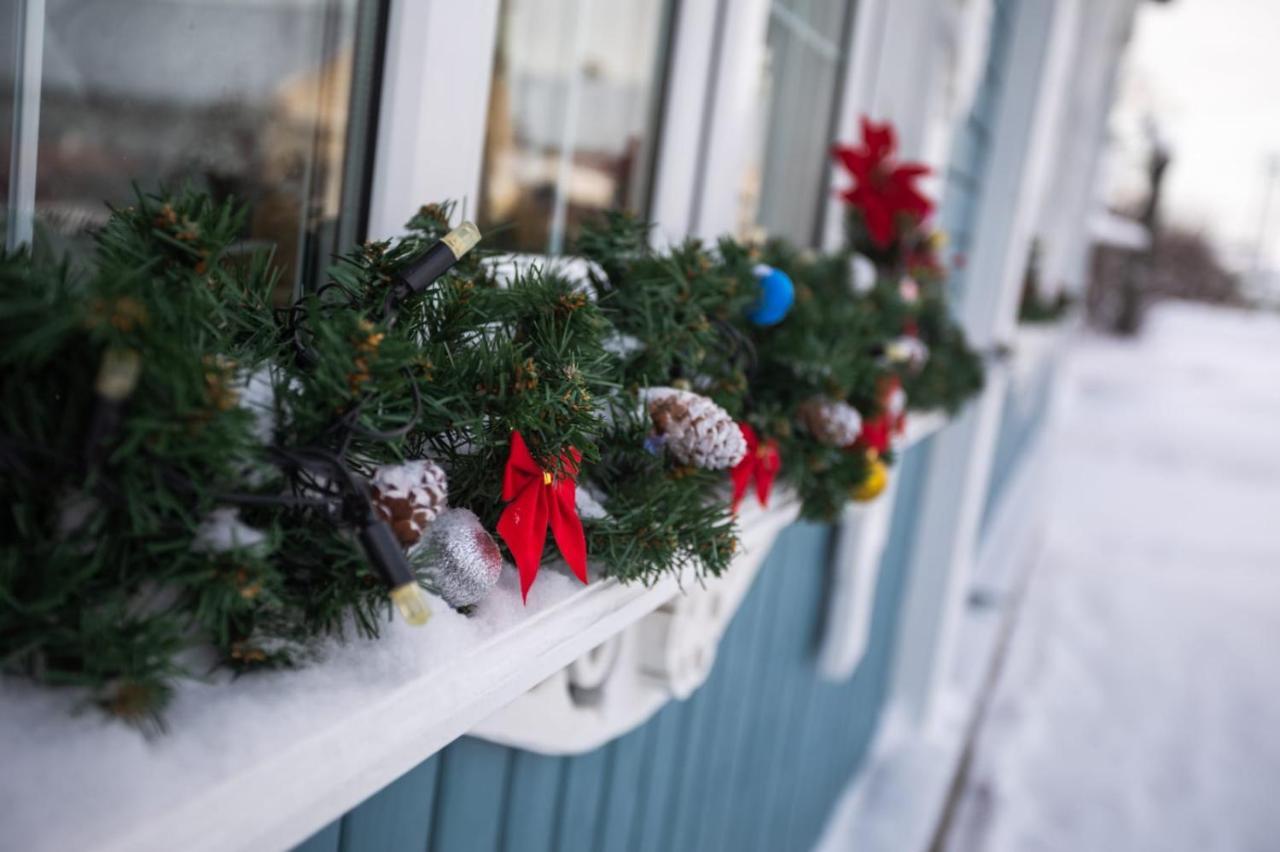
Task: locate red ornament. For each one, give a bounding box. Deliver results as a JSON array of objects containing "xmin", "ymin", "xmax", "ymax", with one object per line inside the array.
[
  {"xmin": 497, "ymin": 431, "xmax": 588, "ymax": 601},
  {"xmin": 906, "ymin": 247, "xmax": 943, "ymax": 280},
  {"xmin": 731, "ymin": 423, "xmax": 781, "ymax": 512},
  {"xmin": 853, "ymin": 376, "xmax": 907, "ymax": 455},
  {"xmin": 856, "ymin": 413, "xmax": 893, "ymax": 455},
  {"xmin": 833, "ymin": 117, "xmax": 934, "ymax": 248}
]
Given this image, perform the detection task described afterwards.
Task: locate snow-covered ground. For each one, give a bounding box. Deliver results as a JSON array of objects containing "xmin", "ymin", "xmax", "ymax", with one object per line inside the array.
[{"xmin": 946, "ymin": 303, "xmax": 1280, "ymax": 852}]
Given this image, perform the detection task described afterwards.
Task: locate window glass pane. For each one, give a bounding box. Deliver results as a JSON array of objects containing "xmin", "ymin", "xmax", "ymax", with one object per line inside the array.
[
  {"xmin": 743, "ymin": 0, "xmax": 853, "ymax": 246},
  {"xmin": 479, "ymin": 0, "xmax": 675, "ymax": 254},
  {"xmin": 2, "ymin": 0, "xmax": 384, "ymax": 298}
]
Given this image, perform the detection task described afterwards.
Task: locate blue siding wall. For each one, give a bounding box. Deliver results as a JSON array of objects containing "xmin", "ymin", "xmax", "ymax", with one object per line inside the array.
[{"xmin": 294, "ymin": 438, "xmax": 936, "ymax": 852}]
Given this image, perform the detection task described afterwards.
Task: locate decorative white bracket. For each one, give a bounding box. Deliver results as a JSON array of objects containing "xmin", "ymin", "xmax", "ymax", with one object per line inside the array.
[
  {"xmin": 817, "ymin": 485, "xmax": 898, "ymax": 681},
  {"xmin": 817, "ymin": 411, "xmax": 946, "ymax": 682},
  {"xmin": 469, "ymin": 495, "xmax": 800, "ymax": 755}
]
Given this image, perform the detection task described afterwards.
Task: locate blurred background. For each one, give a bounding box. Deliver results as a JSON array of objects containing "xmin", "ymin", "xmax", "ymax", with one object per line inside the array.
[{"xmin": 940, "ymin": 1, "xmax": 1280, "ymax": 849}]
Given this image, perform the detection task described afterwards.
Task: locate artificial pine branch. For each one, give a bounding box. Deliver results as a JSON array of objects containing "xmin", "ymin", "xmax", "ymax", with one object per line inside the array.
[
  {"xmin": 574, "ymin": 214, "xmax": 747, "ymax": 582},
  {"xmin": 742, "ymin": 240, "xmax": 887, "ymax": 521},
  {"xmin": 1, "ymin": 178, "xmax": 986, "ymax": 729}
]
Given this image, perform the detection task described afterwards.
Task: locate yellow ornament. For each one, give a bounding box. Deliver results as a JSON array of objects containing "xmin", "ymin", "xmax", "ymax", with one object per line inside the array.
[{"xmin": 851, "ymin": 454, "xmax": 889, "ymax": 502}]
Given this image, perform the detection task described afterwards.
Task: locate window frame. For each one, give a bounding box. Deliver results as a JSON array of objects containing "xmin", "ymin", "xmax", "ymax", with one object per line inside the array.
[
  {"xmin": 751, "ymin": 0, "xmax": 861, "ymax": 248},
  {"xmin": 370, "ymin": 0, "xmax": 712, "ymax": 253},
  {"xmin": 5, "ymin": 0, "xmax": 45, "ymax": 250},
  {"xmin": 3, "ymin": 0, "xmax": 387, "ymax": 292}
]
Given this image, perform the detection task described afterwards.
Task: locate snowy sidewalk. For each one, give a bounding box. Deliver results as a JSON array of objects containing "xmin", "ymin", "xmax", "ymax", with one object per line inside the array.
[{"xmin": 946, "ymin": 304, "xmax": 1280, "ymax": 852}]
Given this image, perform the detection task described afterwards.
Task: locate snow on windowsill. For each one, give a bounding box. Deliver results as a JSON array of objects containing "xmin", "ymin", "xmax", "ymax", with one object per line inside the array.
[
  {"xmin": 0, "ymin": 413, "xmax": 950, "ymax": 852},
  {"xmin": 0, "ymin": 496, "xmax": 796, "ymax": 852}
]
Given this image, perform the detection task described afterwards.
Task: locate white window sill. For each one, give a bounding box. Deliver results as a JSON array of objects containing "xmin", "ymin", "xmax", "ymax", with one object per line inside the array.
[{"xmin": 0, "ymin": 501, "xmax": 798, "ymax": 852}]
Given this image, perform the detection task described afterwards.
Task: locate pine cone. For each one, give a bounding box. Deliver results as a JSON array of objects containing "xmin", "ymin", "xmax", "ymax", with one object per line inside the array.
[
  {"xmin": 797, "ymin": 396, "xmax": 863, "ymax": 447},
  {"xmin": 370, "ymin": 460, "xmax": 448, "ymax": 548},
  {"xmin": 642, "ymin": 387, "xmax": 746, "ymax": 470}
]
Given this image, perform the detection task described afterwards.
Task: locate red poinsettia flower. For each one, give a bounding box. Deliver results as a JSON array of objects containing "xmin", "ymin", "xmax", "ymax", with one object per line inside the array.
[{"xmin": 833, "ymin": 117, "xmax": 934, "ymax": 248}]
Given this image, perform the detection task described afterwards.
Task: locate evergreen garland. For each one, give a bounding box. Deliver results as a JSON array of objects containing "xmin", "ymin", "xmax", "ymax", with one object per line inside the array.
[
  {"xmin": 576, "ymin": 213, "xmax": 745, "ymax": 582},
  {"xmin": 1, "ymin": 154, "xmax": 986, "ymax": 726},
  {"xmin": 744, "ymin": 240, "xmax": 886, "ymax": 521}
]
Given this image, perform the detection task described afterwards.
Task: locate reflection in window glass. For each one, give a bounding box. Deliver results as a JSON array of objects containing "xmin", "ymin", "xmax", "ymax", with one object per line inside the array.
[
  {"xmin": 0, "ymin": 3, "xmax": 14, "ymax": 183},
  {"xmin": 743, "ymin": 0, "xmax": 853, "ymax": 247},
  {"xmin": 0, "ymin": 0, "xmax": 383, "ymax": 297},
  {"xmin": 1, "ymin": 0, "xmax": 25, "ymax": 246},
  {"xmin": 479, "ymin": 0, "xmax": 675, "ymax": 254}
]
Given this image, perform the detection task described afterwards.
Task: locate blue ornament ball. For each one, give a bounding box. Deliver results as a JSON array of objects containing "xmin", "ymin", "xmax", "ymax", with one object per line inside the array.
[{"xmin": 746, "ymin": 264, "xmax": 795, "ymax": 326}]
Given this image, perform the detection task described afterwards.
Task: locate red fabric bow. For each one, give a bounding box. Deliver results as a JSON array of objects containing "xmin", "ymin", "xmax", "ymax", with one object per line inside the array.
[
  {"xmin": 833, "ymin": 117, "xmax": 934, "ymax": 248},
  {"xmin": 497, "ymin": 431, "xmax": 588, "ymax": 601},
  {"xmin": 731, "ymin": 423, "xmax": 781, "ymax": 512}
]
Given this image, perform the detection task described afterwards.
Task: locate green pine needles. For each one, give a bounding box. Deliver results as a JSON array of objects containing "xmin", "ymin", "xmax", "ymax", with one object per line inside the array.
[{"xmin": 1, "ymin": 188, "xmax": 985, "ymax": 729}]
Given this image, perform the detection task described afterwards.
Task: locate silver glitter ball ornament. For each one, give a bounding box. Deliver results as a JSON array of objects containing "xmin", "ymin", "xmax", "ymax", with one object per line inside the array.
[{"xmin": 412, "ymin": 508, "xmax": 503, "ymax": 609}]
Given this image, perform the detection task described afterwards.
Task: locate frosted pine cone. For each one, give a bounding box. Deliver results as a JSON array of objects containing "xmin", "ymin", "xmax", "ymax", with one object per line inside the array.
[
  {"xmin": 641, "ymin": 387, "xmax": 746, "ymax": 470},
  {"xmin": 370, "ymin": 459, "xmax": 448, "ymax": 548},
  {"xmin": 797, "ymin": 396, "xmax": 863, "ymax": 447}
]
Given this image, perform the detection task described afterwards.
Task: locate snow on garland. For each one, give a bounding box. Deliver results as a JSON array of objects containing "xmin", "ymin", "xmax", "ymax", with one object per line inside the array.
[{"xmin": 0, "ymin": 117, "xmax": 983, "ymax": 727}]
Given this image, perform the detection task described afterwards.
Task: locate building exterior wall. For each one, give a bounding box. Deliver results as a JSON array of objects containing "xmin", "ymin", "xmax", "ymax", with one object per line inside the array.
[
  {"xmin": 2, "ymin": 0, "xmax": 1138, "ymax": 847},
  {"xmin": 980, "ymin": 350, "xmax": 1060, "ymax": 539}
]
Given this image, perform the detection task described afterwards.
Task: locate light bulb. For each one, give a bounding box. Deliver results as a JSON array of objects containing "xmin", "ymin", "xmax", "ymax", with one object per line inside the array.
[
  {"xmin": 390, "ymin": 582, "xmax": 432, "ymax": 627},
  {"xmin": 394, "ymin": 221, "xmax": 485, "ymax": 303},
  {"xmin": 440, "ymin": 221, "xmax": 481, "ymax": 260},
  {"xmin": 95, "ymin": 347, "xmax": 142, "ymax": 401}
]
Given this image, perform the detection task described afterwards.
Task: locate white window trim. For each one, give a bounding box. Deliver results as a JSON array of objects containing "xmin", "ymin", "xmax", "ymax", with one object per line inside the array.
[
  {"xmin": 647, "ymin": 0, "xmax": 725, "ymax": 244},
  {"xmin": 1036, "ymin": 0, "xmax": 1140, "ymax": 297},
  {"xmin": 687, "ymin": 0, "xmax": 773, "ymax": 240},
  {"xmin": 367, "ymin": 0, "xmax": 501, "ymax": 240},
  {"xmin": 5, "ymin": 0, "xmax": 45, "ymax": 250},
  {"xmin": 371, "ymin": 0, "xmax": 721, "ymax": 252},
  {"xmin": 822, "ymin": 0, "xmax": 998, "ymax": 252}
]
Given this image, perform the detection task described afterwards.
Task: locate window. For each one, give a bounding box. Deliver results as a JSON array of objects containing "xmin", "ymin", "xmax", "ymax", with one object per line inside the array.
[
  {"xmin": 478, "ymin": 0, "xmax": 676, "ymax": 255},
  {"xmin": 742, "ymin": 0, "xmax": 855, "ymax": 247},
  {"xmin": 1, "ymin": 0, "xmax": 386, "ymax": 297}
]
